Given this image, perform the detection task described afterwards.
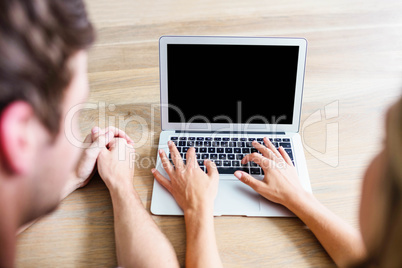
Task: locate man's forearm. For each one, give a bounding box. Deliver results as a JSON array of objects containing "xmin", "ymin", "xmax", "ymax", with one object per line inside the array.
[
  {"xmin": 184, "ymin": 208, "xmax": 222, "ymax": 268},
  {"xmin": 287, "ymin": 191, "xmax": 366, "ymax": 267},
  {"xmin": 109, "ymin": 185, "xmax": 179, "ymax": 268}
]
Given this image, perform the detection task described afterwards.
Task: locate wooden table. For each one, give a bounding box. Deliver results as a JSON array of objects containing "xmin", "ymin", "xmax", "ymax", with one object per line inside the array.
[{"xmin": 16, "ymin": 0, "xmax": 402, "ymax": 267}]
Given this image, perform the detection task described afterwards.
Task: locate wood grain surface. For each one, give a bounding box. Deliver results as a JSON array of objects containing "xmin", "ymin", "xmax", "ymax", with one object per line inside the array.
[{"xmin": 16, "ymin": 0, "xmax": 402, "ymax": 267}]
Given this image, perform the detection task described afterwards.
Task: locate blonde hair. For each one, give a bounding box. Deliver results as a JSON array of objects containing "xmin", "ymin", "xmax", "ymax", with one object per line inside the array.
[{"xmin": 369, "ymin": 96, "xmax": 402, "ymax": 267}]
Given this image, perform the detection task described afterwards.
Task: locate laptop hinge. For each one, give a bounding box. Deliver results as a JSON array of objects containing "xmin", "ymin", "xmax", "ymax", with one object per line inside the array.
[{"xmin": 175, "ymin": 130, "xmax": 286, "ymax": 135}]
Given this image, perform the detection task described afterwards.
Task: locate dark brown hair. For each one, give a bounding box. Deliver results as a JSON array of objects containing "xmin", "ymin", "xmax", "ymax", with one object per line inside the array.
[{"xmin": 0, "ymin": 0, "xmax": 95, "ymax": 135}]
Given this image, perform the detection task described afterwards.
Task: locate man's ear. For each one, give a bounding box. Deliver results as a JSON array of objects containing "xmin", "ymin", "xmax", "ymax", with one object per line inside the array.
[{"xmin": 0, "ymin": 101, "xmax": 37, "ymax": 175}]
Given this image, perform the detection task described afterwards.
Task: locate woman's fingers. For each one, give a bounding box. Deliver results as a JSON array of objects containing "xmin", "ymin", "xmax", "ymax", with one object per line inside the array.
[
  {"xmin": 252, "ymin": 140, "xmax": 278, "ymax": 161},
  {"xmin": 159, "ymin": 149, "xmax": 175, "ymax": 176},
  {"xmin": 263, "ymin": 137, "xmax": 282, "ymax": 158},
  {"xmin": 185, "ymin": 147, "xmax": 198, "ymax": 169},
  {"xmin": 234, "ymin": 171, "xmax": 264, "ymax": 193},
  {"xmin": 278, "ymin": 146, "xmax": 293, "ymax": 166},
  {"xmin": 205, "ymin": 159, "xmax": 218, "ymax": 177},
  {"xmin": 168, "ymin": 141, "xmax": 184, "ymax": 170},
  {"xmin": 241, "ymin": 152, "xmax": 273, "ymax": 172},
  {"xmin": 152, "ymin": 168, "xmax": 173, "ymax": 193}
]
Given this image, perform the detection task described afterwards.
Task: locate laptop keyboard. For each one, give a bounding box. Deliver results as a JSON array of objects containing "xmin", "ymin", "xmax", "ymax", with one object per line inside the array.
[{"xmin": 168, "ymin": 136, "xmax": 294, "ymax": 177}]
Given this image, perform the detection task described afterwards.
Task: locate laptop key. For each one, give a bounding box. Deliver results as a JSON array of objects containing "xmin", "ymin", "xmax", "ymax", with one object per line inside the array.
[
  {"xmin": 210, "ymin": 154, "xmax": 218, "ymax": 160},
  {"xmin": 179, "ymin": 141, "xmax": 186, "ymax": 146},
  {"xmin": 279, "ymin": 142, "xmax": 291, "ymax": 148},
  {"xmin": 250, "ymin": 168, "xmax": 261, "ymax": 175},
  {"xmin": 232, "ymin": 160, "xmax": 240, "ymax": 167},
  {"xmin": 236, "ymin": 154, "xmax": 244, "ymax": 160},
  {"xmin": 237, "ymin": 142, "xmax": 245, "ymax": 147},
  {"xmin": 225, "ymin": 148, "xmax": 233, "ymax": 153},
  {"xmin": 242, "ymin": 148, "xmax": 250, "ymax": 154},
  {"xmin": 217, "ymin": 167, "xmax": 238, "ymax": 174},
  {"xmin": 187, "ymin": 141, "xmax": 194, "ymax": 146}
]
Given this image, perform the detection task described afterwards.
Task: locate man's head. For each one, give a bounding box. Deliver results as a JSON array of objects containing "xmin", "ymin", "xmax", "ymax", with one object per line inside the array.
[{"xmin": 0, "ymin": 0, "xmax": 95, "ymax": 224}]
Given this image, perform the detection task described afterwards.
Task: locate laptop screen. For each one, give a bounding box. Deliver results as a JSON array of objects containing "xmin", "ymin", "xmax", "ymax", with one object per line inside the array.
[{"xmin": 166, "ymin": 44, "xmax": 299, "ymax": 125}]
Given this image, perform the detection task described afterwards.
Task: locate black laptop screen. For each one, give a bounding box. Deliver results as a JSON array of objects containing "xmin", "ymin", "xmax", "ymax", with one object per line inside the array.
[{"xmin": 167, "ymin": 44, "xmax": 299, "ymax": 124}]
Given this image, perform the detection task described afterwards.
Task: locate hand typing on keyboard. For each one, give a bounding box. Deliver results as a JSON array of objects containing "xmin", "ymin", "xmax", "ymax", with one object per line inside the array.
[
  {"xmin": 234, "ymin": 138, "xmax": 303, "ymax": 207},
  {"xmin": 151, "ymin": 140, "xmax": 220, "ymax": 214}
]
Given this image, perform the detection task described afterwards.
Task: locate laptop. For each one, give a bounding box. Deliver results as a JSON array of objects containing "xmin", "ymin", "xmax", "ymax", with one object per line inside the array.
[{"xmin": 151, "ymin": 36, "xmax": 312, "ymax": 217}]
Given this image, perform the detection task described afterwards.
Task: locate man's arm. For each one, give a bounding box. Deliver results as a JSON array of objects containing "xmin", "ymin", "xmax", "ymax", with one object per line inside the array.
[
  {"xmin": 97, "ymin": 138, "xmax": 179, "ymax": 268},
  {"xmin": 152, "ymin": 142, "xmax": 223, "ymax": 268},
  {"xmin": 109, "ymin": 183, "xmax": 178, "ymax": 267},
  {"xmin": 235, "ymin": 138, "xmax": 366, "ymax": 267}
]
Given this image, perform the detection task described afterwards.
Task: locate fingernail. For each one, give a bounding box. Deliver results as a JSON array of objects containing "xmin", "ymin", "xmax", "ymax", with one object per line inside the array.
[
  {"xmin": 234, "ymin": 171, "xmax": 242, "ymax": 179},
  {"xmin": 167, "ymin": 140, "xmax": 172, "ymax": 146},
  {"xmin": 92, "ymin": 126, "xmax": 100, "ymax": 133},
  {"xmin": 151, "ymin": 168, "xmax": 156, "ymax": 173},
  {"xmin": 159, "ymin": 149, "xmax": 163, "ymax": 154}
]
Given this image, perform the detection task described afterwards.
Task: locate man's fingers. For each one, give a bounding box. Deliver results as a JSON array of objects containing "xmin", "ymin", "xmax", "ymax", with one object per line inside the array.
[
  {"xmin": 104, "ymin": 126, "xmax": 135, "ymax": 146},
  {"xmin": 234, "ymin": 171, "xmax": 264, "ymax": 192},
  {"xmin": 152, "ymin": 168, "xmax": 173, "ymax": 193}
]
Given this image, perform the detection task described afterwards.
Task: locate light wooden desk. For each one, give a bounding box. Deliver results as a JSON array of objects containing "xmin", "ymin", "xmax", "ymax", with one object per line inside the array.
[{"xmin": 16, "ymin": 0, "xmax": 402, "ymax": 267}]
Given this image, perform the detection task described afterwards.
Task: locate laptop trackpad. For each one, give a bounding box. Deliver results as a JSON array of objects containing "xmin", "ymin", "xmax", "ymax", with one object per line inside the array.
[{"xmin": 214, "ymin": 180, "xmax": 260, "ymax": 216}]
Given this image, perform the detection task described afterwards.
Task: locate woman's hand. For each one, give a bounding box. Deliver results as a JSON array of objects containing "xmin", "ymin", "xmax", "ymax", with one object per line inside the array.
[
  {"xmin": 234, "ymin": 137, "xmax": 305, "ymax": 207},
  {"xmin": 152, "ymin": 141, "xmax": 223, "ymax": 267},
  {"xmin": 152, "ymin": 141, "xmax": 219, "ymax": 214}
]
